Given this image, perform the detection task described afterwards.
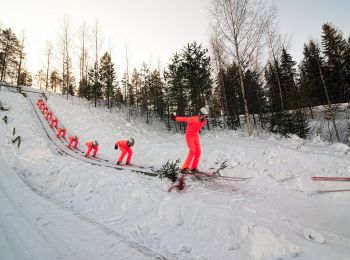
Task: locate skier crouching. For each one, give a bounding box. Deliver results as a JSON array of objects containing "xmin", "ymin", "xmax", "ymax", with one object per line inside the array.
[
  {"xmin": 67, "ymin": 135, "xmax": 79, "ymax": 149},
  {"xmin": 171, "ymin": 107, "xmax": 209, "ymax": 173},
  {"xmin": 115, "ymin": 137, "xmax": 135, "ymax": 165},
  {"xmin": 85, "ymin": 140, "xmax": 99, "ymax": 157},
  {"xmin": 56, "ymin": 127, "xmax": 67, "ymax": 139}
]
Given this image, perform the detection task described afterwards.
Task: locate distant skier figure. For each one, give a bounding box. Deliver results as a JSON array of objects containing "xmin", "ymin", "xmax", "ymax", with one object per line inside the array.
[
  {"xmin": 67, "ymin": 135, "xmax": 79, "ymax": 149},
  {"xmin": 50, "ymin": 117, "xmax": 58, "ymax": 128},
  {"xmin": 47, "ymin": 111, "xmax": 53, "ymax": 121},
  {"xmin": 37, "ymin": 98, "xmax": 43, "ymax": 107},
  {"xmin": 171, "ymin": 107, "xmax": 209, "ymax": 173},
  {"xmin": 56, "ymin": 127, "xmax": 67, "ymax": 139},
  {"xmin": 44, "ymin": 108, "xmax": 50, "ymax": 119},
  {"xmin": 40, "ymin": 102, "xmax": 46, "ymax": 112},
  {"xmin": 85, "ymin": 140, "xmax": 99, "ymax": 157},
  {"xmin": 115, "ymin": 137, "xmax": 135, "ymax": 165}
]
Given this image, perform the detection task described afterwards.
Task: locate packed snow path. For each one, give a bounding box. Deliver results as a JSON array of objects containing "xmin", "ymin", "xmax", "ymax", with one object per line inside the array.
[
  {"xmin": 1, "ymin": 89, "xmax": 350, "ymax": 259},
  {"xmin": 0, "ymin": 159, "xmax": 165, "ymax": 260}
]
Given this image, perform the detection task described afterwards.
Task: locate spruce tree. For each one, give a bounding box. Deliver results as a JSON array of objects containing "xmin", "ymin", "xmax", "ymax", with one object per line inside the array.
[
  {"xmin": 181, "ymin": 42, "xmax": 212, "ymax": 115},
  {"xmin": 165, "ymin": 53, "xmax": 187, "ymax": 115},
  {"xmin": 321, "ymin": 23, "xmax": 349, "ymax": 102},
  {"xmin": 100, "ymin": 52, "xmax": 116, "ymax": 108}
]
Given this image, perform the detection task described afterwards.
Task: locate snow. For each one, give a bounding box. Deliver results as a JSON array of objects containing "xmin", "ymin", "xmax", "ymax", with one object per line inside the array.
[{"xmin": 1, "ymin": 90, "xmax": 350, "ymax": 259}]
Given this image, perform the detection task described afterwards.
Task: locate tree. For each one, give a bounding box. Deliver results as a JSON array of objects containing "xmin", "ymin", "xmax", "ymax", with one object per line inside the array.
[
  {"xmin": 100, "ymin": 52, "xmax": 116, "ymax": 108},
  {"xmin": 181, "ymin": 42, "xmax": 212, "ymax": 114},
  {"xmin": 321, "ymin": 23, "xmax": 350, "ymax": 103},
  {"xmin": 44, "ymin": 41, "xmax": 52, "ymax": 90},
  {"xmin": 209, "ymin": 0, "xmax": 275, "ymax": 135},
  {"xmin": 148, "ymin": 69, "xmax": 166, "ymax": 119},
  {"xmin": 0, "ymin": 28, "xmax": 20, "ymax": 82},
  {"xmin": 16, "ymin": 32, "xmax": 25, "ymax": 86},
  {"xmin": 35, "ymin": 69, "xmax": 46, "ymax": 89},
  {"xmin": 50, "ymin": 70, "xmax": 62, "ymax": 93},
  {"xmin": 165, "ymin": 53, "xmax": 187, "ymax": 116},
  {"xmin": 280, "ymin": 48, "xmax": 298, "ymax": 110}
]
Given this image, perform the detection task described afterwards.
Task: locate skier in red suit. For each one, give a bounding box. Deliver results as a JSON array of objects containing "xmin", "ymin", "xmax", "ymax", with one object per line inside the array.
[
  {"xmin": 67, "ymin": 135, "xmax": 79, "ymax": 149},
  {"xmin": 171, "ymin": 107, "xmax": 209, "ymax": 173},
  {"xmin": 56, "ymin": 127, "xmax": 67, "ymax": 138},
  {"xmin": 115, "ymin": 137, "xmax": 135, "ymax": 165},
  {"xmin": 44, "ymin": 108, "xmax": 50, "ymax": 119},
  {"xmin": 50, "ymin": 117, "xmax": 58, "ymax": 128},
  {"xmin": 37, "ymin": 98, "xmax": 42, "ymax": 107},
  {"xmin": 47, "ymin": 111, "xmax": 53, "ymax": 121},
  {"xmin": 85, "ymin": 141, "xmax": 99, "ymax": 157},
  {"xmin": 40, "ymin": 102, "xmax": 46, "ymax": 112}
]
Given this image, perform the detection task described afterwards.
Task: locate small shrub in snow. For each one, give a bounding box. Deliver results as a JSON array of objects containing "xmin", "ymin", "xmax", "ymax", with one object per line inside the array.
[{"xmin": 156, "ymin": 159, "xmax": 181, "ymax": 182}]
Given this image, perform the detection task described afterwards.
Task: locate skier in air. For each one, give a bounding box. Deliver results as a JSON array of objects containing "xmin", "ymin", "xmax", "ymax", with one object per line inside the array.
[
  {"xmin": 115, "ymin": 137, "xmax": 135, "ymax": 165},
  {"xmin": 85, "ymin": 140, "xmax": 99, "ymax": 157},
  {"xmin": 67, "ymin": 135, "xmax": 79, "ymax": 149},
  {"xmin": 56, "ymin": 127, "xmax": 67, "ymax": 139},
  {"xmin": 171, "ymin": 107, "xmax": 209, "ymax": 173}
]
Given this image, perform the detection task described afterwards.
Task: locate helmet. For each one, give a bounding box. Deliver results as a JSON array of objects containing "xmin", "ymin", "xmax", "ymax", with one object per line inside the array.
[
  {"xmin": 199, "ymin": 107, "xmax": 209, "ymax": 116},
  {"xmin": 74, "ymin": 135, "xmax": 78, "ymax": 140},
  {"xmin": 94, "ymin": 140, "xmax": 99, "ymax": 146},
  {"xmin": 128, "ymin": 137, "xmax": 135, "ymax": 146}
]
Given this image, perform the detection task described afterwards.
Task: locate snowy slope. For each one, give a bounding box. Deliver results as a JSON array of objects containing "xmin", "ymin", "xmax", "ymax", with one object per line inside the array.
[{"xmin": 1, "ymin": 90, "xmax": 350, "ymax": 260}]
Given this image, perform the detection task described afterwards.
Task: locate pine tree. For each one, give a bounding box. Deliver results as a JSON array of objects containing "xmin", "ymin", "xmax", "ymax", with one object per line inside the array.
[
  {"xmin": 148, "ymin": 69, "xmax": 165, "ymax": 119},
  {"xmin": 280, "ymin": 48, "xmax": 298, "ymax": 110},
  {"xmin": 99, "ymin": 52, "xmax": 116, "ymax": 108},
  {"xmin": 165, "ymin": 53, "xmax": 187, "ymax": 115},
  {"xmin": 130, "ymin": 68, "xmax": 141, "ymax": 108},
  {"xmin": 181, "ymin": 42, "xmax": 212, "ymax": 115},
  {"xmin": 50, "ymin": 70, "xmax": 62, "ymax": 93},
  {"xmin": 87, "ymin": 64, "xmax": 103, "ymax": 106},
  {"xmin": 299, "ymin": 40, "xmax": 328, "ymax": 108},
  {"xmin": 321, "ymin": 23, "xmax": 349, "ymax": 102},
  {"xmin": 0, "ymin": 28, "xmax": 21, "ymax": 82}
]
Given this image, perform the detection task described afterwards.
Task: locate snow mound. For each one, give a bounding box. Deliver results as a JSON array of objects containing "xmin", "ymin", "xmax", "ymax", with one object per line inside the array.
[
  {"xmin": 303, "ymin": 228, "xmax": 325, "ymax": 244},
  {"xmin": 329, "ymin": 143, "xmax": 350, "ymax": 152},
  {"xmin": 250, "ymin": 226, "xmax": 301, "ymax": 259}
]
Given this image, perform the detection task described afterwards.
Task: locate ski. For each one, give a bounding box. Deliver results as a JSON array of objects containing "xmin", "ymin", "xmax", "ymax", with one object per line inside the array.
[
  {"xmin": 316, "ymin": 189, "xmax": 350, "ymax": 193},
  {"xmin": 312, "ymin": 176, "xmax": 350, "ymax": 181},
  {"xmin": 188, "ymin": 172, "xmax": 252, "ymax": 181}
]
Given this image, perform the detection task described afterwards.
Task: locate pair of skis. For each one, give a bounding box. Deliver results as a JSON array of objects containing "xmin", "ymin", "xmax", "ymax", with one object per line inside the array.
[{"xmin": 311, "ymin": 176, "xmax": 350, "ymax": 193}]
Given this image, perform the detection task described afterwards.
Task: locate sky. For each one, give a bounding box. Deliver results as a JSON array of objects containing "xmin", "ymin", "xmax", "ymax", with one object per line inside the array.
[{"xmin": 1, "ymin": 0, "xmax": 349, "ymax": 80}]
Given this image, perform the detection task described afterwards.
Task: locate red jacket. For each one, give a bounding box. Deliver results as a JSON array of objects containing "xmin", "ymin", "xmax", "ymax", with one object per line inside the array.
[
  {"xmin": 116, "ymin": 140, "xmax": 130, "ymax": 149},
  {"xmin": 86, "ymin": 141, "xmax": 98, "ymax": 148},
  {"xmin": 175, "ymin": 116, "xmax": 207, "ymax": 136}
]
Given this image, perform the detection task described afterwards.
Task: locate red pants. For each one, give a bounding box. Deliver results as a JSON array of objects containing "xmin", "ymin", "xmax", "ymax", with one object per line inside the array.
[
  {"xmin": 68, "ymin": 139, "xmax": 78, "ymax": 148},
  {"xmin": 57, "ymin": 128, "xmax": 66, "ymax": 138},
  {"xmin": 182, "ymin": 135, "xmax": 201, "ymax": 170},
  {"xmin": 86, "ymin": 146, "xmax": 98, "ymax": 157},
  {"xmin": 118, "ymin": 146, "xmax": 133, "ymax": 163}
]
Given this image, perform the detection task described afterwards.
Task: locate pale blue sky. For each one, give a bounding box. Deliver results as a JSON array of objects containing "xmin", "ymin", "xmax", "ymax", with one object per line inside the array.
[{"xmin": 1, "ymin": 0, "xmax": 349, "ymax": 78}]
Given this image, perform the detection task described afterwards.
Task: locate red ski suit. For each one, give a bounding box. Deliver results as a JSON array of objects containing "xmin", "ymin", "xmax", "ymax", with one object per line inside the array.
[
  {"xmin": 85, "ymin": 141, "xmax": 99, "ymax": 157},
  {"xmin": 37, "ymin": 99, "xmax": 42, "ymax": 107},
  {"xmin": 50, "ymin": 117, "xmax": 58, "ymax": 128},
  {"xmin": 40, "ymin": 103, "xmax": 46, "ymax": 112},
  {"xmin": 44, "ymin": 108, "xmax": 49, "ymax": 119},
  {"xmin": 56, "ymin": 128, "xmax": 66, "ymax": 138},
  {"xmin": 175, "ymin": 115, "xmax": 207, "ymax": 170},
  {"xmin": 67, "ymin": 136, "xmax": 79, "ymax": 148},
  {"xmin": 116, "ymin": 140, "xmax": 133, "ymax": 164},
  {"xmin": 47, "ymin": 112, "xmax": 53, "ymax": 121}
]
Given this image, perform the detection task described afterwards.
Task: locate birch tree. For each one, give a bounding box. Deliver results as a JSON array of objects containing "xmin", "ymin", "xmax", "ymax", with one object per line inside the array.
[{"xmin": 209, "ymin": 0, "xmax": 274, "ymax": 135}]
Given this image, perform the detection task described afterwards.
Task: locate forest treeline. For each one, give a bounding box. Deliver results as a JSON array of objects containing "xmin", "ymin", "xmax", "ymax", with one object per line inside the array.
[{"xmin": 1, "ymin": 0, "xmax": 350, "ymax": 141}]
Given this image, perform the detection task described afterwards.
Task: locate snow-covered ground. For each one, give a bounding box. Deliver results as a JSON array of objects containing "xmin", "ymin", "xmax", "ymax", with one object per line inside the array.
[{"xmin": 1, "ymin": 90, "xmax": 350, "ymax": 260}]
